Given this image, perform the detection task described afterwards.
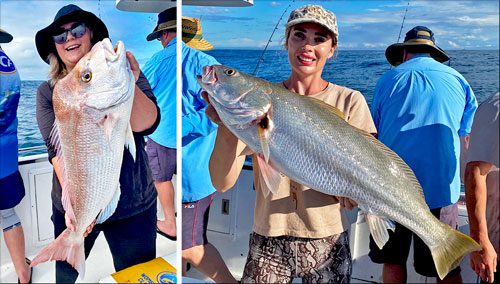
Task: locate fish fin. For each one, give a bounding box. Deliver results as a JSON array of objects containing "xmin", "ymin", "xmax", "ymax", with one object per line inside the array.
[
  {"xmin": 98, "ymin": 113, "xmax": 118, "ymax": 145},
  {"xmin": 256, "ymin": 154, "xmax": 282, "ymax": 197},
  {"xmin": 30, "ymin": 228, "xmax": 86, "ymax": 279},
  {"xmin": 125, "ymin": 123, "xmax": 136, "ymax": 162},
  {"xmin": 366, "ymin": 213, "xmax": 395, "ymax": 250},
  {"xmin": 96, "ymin": 186, "xmax": 121, "ymax": 224},
  {"xmin": 430, "ymin": 224, "xmax": 481, "ymax": 280},
  {"xmin": 258, "ymin": 125, "xmax": 270, "ymax": 163},
  {"xmin": 50, "ymin": 121, "xmax": 76, "ymax": 223}
]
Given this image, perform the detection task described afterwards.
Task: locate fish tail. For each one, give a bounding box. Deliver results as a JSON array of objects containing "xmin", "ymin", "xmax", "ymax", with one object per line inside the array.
[
  {"xmin": 430, "ymin": 226, "xmax": 481, "ymax": 280},
  {"xmin": 30, "ymin": 228, "xmax": 86, "ymax": 278}
]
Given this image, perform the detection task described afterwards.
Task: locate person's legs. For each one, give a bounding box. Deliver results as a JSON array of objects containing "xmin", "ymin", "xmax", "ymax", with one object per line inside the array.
[
  {"xmin": 146, "ymin": 139, "xmax": 176, "ymax": 238},
  {"xmin": 183, "ymin": 243, "xmax": 236, "ymax": 283},
  {"xmin": 103, "ymin": 202, "xmax": 157, "ymax": 271},
  {"xmin": 1, "ymin": 209, "xmax": 30, "ymax": 283},
  {"xmin": 182, "ymin": 194, "xmax": 236, "ymax": 283},
  {"xmin": 414, "ymin": 205, "xmax": 462, "ymax": 283},
  {"xmin": 368, "ymin": 222, "xmax": 413, "ymax": 283},
  {"xmin": 241, "ymin": 233, "xmax": 295, "ymax": 283},
  {"xmin": 156, "ymin": 180, "xmax": 176, "ymax": 238},
  {"xmin": 51, "ymin": 205, "xmax": 101, "ymax": 283},
  {"xmin": 299, "ymin": 231, "xmax": 352, "ymax": 283}
]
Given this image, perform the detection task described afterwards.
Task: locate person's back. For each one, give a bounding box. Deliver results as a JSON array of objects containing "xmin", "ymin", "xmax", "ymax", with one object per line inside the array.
[
  {"xmin": 369, "ymin": 25, "xmax": 477, "ymax": 283},
  {"xmin": 372, "ymin": 55, "xmax": 477, "ymax": 208}
]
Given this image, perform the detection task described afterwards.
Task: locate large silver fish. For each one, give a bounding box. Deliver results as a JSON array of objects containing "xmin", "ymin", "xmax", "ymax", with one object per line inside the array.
[
  {"xmin": 31, "ymin": 38, "xmax": 136, "ymax": 278},
  {"xmin": 198, "ymin": 64, "xmax": 480, "ymax": 280}
]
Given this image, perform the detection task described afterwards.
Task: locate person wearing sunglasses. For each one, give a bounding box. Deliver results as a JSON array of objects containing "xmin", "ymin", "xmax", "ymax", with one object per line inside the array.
[{"xmin": 34, "ymin": 4, "xmax": 160, "ymax": 283}]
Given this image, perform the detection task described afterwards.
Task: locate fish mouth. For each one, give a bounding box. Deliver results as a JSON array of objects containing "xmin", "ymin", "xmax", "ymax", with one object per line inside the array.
[
  {"xmin": 101, "ymin": 38, "xmax": 124, "ymax": 62},
  {"xmin": 200, "ymin": 65, "xmax": 217, "ymax": 85}
]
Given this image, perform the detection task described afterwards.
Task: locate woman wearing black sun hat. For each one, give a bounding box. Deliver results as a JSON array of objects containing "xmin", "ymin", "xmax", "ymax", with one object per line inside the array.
[{"xmin": 33, "ymin": 4, "xmax": 161, "ymax": 283}]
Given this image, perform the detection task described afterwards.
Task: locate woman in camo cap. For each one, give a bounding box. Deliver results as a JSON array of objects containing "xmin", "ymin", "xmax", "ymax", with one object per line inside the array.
[{"xmin": 205, "ymin": 4, "xmax": 376, "ymax": 283}]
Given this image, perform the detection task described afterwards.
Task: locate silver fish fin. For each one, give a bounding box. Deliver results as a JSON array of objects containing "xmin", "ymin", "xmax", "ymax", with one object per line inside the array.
[
  {"xmin": 50, "ymin": 121, "xmax": 75, "ymax": 222},
  {"xmin": 366, "ymin": 213, "xmax": 395, "ymax": 250},
  {"xmin": 256, "ymin": 154, "xmax": 282, "ymax": 197},
  {"xmin": 258, "ymin": 125, "xmax": 270, "ymax": 163},
  {"xmin": 125, "ymin": 123, "xmax": 136, "ymax": 162},
  {"xmin": 96, "ymin": 186, "xmax": 121, "ymax": 224},
  {"xmin": 98, "ymin": 113, "xmax": 118, "ymax": 145}
]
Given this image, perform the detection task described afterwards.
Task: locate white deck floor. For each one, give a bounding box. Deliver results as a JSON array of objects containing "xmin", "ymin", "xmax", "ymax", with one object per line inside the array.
[{"xmin": 0, "ymin": 212, "xmax": 176, "ymax": 283}]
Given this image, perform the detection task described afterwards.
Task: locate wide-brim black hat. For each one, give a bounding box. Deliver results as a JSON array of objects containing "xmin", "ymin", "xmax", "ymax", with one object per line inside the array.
[
  {"xmin": 0, "ymin": 28, "xmax": 13, "ymax": 43},
  {"xmin": 35, "ymin": 4, "xmax": 109, "ymax": 64},
  {"xmin": 146, "ymin": 7, "xmax": 176, "ymax": 41},
  {"xmin": 386, "ymin": 26, "xmax": 449, "ymax": 66}
]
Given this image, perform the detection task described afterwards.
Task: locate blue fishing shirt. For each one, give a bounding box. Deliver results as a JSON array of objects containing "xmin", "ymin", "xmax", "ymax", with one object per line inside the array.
[
  {"xmin": 371, "ymin": 55, "xmax": 477, "ymax": 209},
  {"xmin": 142, "ymin": 38, "xmax": 177, "ymax": 148},
  {"xmin": 0, "ymin": 49, "xmax": 21, "ymax": 179},
  {"xmin": 181, "ymin": 42, "xmax": 220, "ymax": 203}
]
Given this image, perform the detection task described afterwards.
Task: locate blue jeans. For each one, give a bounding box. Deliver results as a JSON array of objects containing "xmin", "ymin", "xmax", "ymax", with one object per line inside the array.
[{"xmin": 51, "ymin": 202, "xmax": 157, "ymax": 283}]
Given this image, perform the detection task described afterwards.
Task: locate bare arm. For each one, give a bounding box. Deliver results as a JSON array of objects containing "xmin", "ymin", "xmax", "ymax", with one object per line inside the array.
[
  {"xmin": 209, "ymin": 125, "xmax": 248, "ymax": 192},
  {"xmin": 127, "ymin": 51, "xmax": 158, "ymax": 132},
  {"xmin": 465, "ymin": 161, "xmax": 497, "ymax": 283}
]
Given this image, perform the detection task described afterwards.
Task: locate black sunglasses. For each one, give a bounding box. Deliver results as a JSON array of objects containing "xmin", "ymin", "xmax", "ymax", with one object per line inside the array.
[{"xmin": 52, "ymin": 23, "xmax": 87, "ymax": 44}]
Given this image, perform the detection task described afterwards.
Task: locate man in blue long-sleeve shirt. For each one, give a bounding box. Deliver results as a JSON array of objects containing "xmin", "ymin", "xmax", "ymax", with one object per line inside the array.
[
  {"xmin": 181, "ymin": 17, "xmax": 236, "ymax": 283},
  {"xmin": 143, "ymin": 8, "xmax": 177, "ymax": 241}
]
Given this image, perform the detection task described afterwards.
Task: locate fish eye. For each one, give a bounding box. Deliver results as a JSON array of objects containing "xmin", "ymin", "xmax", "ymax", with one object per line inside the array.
[
  {"xmin": 81, "ymin": 70, "xmax": 92, "ymax": 82},
  {"xmin": 225, "ymin": 68, "xmax": 236, "ymax": 76}
]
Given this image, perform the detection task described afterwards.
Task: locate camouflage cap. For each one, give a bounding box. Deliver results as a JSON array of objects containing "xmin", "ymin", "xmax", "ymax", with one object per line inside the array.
[{"xmin": 285, "ymin": 5, "xmax": 338, "ymax": 44}]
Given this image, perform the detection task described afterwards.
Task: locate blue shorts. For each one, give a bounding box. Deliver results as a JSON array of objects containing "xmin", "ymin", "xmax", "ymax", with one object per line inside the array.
[
  {"xmin": 182, "ymin": 193, "xmax": 214, "ymax": 250},
  {"xmin": 146, "ymin": 139, "xmax": 176, "ymax": 182},
  {"xmin": 0, "ymin": 171, "xmax": 25, "ymax": 210}
]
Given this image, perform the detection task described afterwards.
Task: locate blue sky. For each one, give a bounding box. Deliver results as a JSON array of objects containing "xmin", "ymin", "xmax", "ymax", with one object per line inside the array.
[
  {"xmin": 184, "ymin": 0, "xmax": 499, "ymax": 50},
  {"xmin": 0, "ymin": 0, "xmax": 498, "ymax": 80}
]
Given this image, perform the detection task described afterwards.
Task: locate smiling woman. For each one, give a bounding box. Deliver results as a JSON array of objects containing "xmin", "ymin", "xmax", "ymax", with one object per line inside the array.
[{"xmin": 30, "ymin": 3, "xmax": 161, "ymax": 283}]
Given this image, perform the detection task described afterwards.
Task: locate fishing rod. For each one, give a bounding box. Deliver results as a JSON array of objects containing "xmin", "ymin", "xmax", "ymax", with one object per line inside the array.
[
  {"xmin": 252, "ymin": 0, "xmax": 295, "ymax": 76},
  {"xmin": 390, "ymin": 1, "xmax": 410, "ymax": 69},
  {"xmin": 397, "ymin": 2, "xmax": 410, "ymax": 44}
]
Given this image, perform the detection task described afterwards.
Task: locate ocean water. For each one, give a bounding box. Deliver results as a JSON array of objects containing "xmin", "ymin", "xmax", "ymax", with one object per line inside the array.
[{"xmin": 16, "ymin": 50, "xmax": 500, "ymax": 157}]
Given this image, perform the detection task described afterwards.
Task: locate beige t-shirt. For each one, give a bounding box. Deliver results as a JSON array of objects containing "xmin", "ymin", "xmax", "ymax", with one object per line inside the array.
[
  {"xmin": 466, "ymin": 92, "xmax": 499, "ymax": 253},
  {"xmin": 252, "ymin": 83, "xmax": 377, "ymax": 238}
]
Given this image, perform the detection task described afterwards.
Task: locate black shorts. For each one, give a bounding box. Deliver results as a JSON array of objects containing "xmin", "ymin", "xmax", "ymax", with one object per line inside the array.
[
  {"xmin": 181, "ymin": 193, "xmax": 214, "ymax": 250},
  {"xmin": 368, "ymin": 204, "xmax": 461, "ymax": 278},
  {"xmin": 146, "ymin": 139, "xmax": 176, "ymax": 182}
]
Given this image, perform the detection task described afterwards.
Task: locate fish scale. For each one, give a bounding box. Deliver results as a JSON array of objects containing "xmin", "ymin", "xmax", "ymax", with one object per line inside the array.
[{"xmin": 198, "ymin": 64, "xmax": 481, "ymax": 280}]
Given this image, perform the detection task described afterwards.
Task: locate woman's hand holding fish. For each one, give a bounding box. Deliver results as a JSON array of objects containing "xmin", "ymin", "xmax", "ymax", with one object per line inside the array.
[
  {"xmin": 64, "ymin": 214, "xmax": 96, "ymax": 238},
  {"xmin": 338, "ymin": 197, "xmax": 358, "ymax": 210},
  {"xmin": 470, "ymin": 240, "xmax": 497, "ymax": 283},
  {"xmin": 126, "ymin": 51, "xmax": 140, "ymax": 82}
]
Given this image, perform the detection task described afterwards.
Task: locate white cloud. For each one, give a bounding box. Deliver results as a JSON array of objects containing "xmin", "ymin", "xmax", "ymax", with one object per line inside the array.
[
  {"xmin": 270, "ymin": 2, "xmax": 280, "ymax": 7},
  {"xmin": 363, "ymin": 42, "xmax": 387, "ymax": 49},
  {"xmin": 456, "ymin": 15, "xmax": 499, "ymax": 26},
  {"xmin": 448, "ymin": 41, "xmax": 460, "ymax": 49}
]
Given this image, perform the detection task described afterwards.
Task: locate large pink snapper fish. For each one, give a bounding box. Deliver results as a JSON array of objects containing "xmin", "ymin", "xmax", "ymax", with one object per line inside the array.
[
  {"xmin": 31, "ymin": 38, "xmax": 135, "ymax": 278},
  {"xmin": 198, "ymin": 65, "xmax": 481, "ymax": 280}
]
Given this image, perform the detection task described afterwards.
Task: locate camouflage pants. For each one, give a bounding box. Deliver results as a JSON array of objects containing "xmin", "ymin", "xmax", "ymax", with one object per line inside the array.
[{"xmin": 241, "ymin": 231, "xmax": 352, "ymax": 283}]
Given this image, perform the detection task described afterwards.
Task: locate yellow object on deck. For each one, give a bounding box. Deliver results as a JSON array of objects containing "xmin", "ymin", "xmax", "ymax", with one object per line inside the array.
[{"xmin": 111, "ymin": 257, "xmax": 177, "ymax": 283}]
